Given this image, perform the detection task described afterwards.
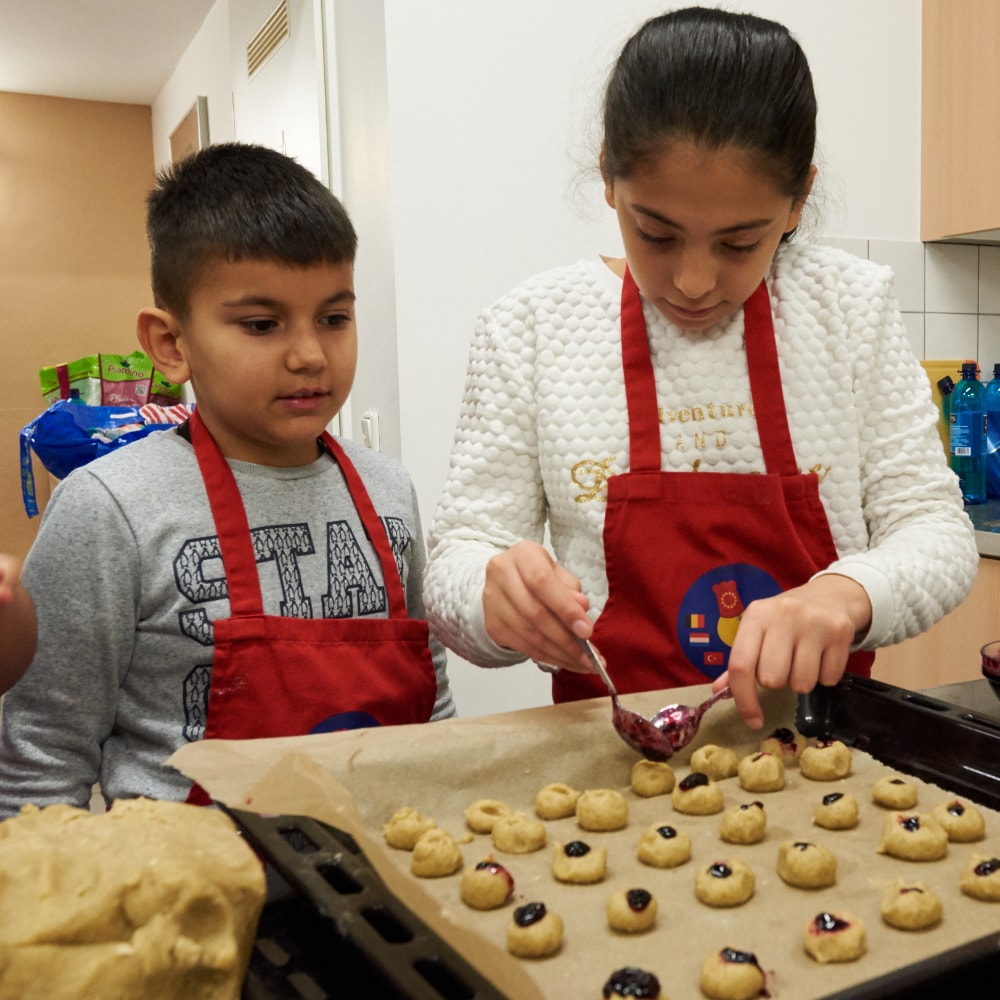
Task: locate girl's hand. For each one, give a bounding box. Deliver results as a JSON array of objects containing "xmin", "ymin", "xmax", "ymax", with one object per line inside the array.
[
  {"xmin": 483, "ymin": 541, "xmax": 595, "ymax": 673},
  {"xmin": 712, "ymin": 574, "xmax": 872, "ymax": 729}
]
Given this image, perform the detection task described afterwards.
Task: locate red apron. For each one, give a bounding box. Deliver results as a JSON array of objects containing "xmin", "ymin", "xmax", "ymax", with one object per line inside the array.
[
  {"xmin": 186, "ymin": 410, "xmax": 437, "ymax": 801},
  {"xmin": 554, "ymin": 267, "xmax": 873, "ymax": 702}
]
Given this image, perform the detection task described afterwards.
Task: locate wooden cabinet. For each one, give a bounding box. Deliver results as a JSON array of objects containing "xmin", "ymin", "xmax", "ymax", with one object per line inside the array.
[
  {"xmin": 873, "ymin": 555, "xmax": 1000, "ymax": 690},
  {"xmin": 922, "ymin": 0, "xmax": 1000, "ymax": 241}
]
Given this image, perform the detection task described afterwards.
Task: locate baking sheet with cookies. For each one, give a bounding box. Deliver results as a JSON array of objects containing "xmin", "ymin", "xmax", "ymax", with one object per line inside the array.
[{"xmin": 170, "ymin": 684, "xmax": 1000, "ymax": 1000}]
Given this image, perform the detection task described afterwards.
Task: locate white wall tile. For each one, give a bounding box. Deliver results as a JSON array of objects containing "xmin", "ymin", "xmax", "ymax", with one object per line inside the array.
[
  {"xmin": 900, "ymin": 312, "xmax": 925, "ymax": 358},
  {"xmin": 925, "ymin": 243, "xmax": 980, "ymax": 313},
  {"xmin": 979, "ymin": 316, "xmax": 1000, "ymax": 373},
  {"xmin": 925, "ymin": 312, "xmax": 979, "ymax": 360},
  {"xmin": 979, "ymin": 247, "xmax": 1000, "ymax": 314},
  {"xmin": 869, "ymin": 240, "xmax": 925, "ymax": 313},
  {"xmin": 817, "ymin": 235, "xmax": 869, "ymax": 258}
]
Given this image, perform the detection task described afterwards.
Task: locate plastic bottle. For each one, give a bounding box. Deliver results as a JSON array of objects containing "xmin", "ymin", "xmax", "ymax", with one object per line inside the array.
[
  {"xmin": 937, "ymin": 375, "xmax": 955, "ymax": 455},
  {"xmin": 987, "ymin": 364, "xmax": 1000, "ymax": 499},
  {"xmin": 950, "ymin": 361, "xmax": 987, "ymax": 504}
]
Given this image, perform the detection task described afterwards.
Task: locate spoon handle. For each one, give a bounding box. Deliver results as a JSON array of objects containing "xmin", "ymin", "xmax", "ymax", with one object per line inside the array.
[{"xmin": 578, "ymin": 638, "xmax": 618, "ymax": 697}]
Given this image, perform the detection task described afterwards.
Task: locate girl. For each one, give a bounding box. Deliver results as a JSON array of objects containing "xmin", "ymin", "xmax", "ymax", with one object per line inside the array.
[{"xmin": 423, "ymin": 6, "xmax": 977, "ymax": 729}]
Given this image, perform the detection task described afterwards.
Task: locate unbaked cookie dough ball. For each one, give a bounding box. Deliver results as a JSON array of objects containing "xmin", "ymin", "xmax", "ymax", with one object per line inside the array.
[
  {"xmin": 876, "ymin": 812, "xmax": 948, "ymax": 862},
  {"xmin": 759, "ymin": 726, "xmax": 803, "ymax": 765},
  {"xmin": 410, "ymin": 828, "xmax": 463, "ymax": 877},
  {"xmin": 630, "ymin": 759, "xmax": 676, "ymax": 797},
  {"xmin": 464, "ymin": 798, "xmax": 512, "ymax": 834},
  {"xmin": 719, "ymin": 801, "xmax": 767, "ymax": 845},
  {"xmin": 800, "ymin": 740, "xmax": 852, "ymax": 781},
  {"xmin": 602, "ymin": 967, "xmax": 662, "ymax": 998},
  {"xmin": 871, "ymin": 776, "xmax": 918, "ymax": 810},
  {"xmin": 694, "ymin": 858, "xmax": 756, "ymax": 907},
  {"xmin": 932, "ymin": 798, "xmax": 986, "ymax": 842},
  {"xmin": 606, "ymin": 887, "xmax": 658, "ymax": 933},
  {"xmin": 506, "ymin": 901, "xmax": 563, "ymax": 958},
  {"xmin": 637, "ymin": 822, "xmax": 693, "ymax": 868},
  {"xmin": 776, "ymin": 839, "xmax": 837, "ymax": 889},
  {"xmin": 577, "ymin": 788, "xmax": 629, "ymax": 831},
  {"xmin": 459, "ymin": 858, "xmax": 515, "ymax": 910},
  {"xmin": 700, "ymin": 948, "xmax": 767, "ymax": 1000},
  {"xmin": 813, "ymin": 791, "xmax": 859, "ymax": 831},
  {"xmin": 960, "ymin": 856, "xmax": 1000, "ymax": 901},
  {"xmin": 737, "ymin": 752, "xmax": 785, "ymax": 793},
  {"xmin": 552, "ymin": 840, "xmax": 607, "ymax": 884},
  {"xmin": 672, "ymin": 771, "xmax": 725, "ymax": 815},
  {"xmin": 690, "ymin": 744, "xmax": 740, "ymax": 781},
  {"xmin": 534, "ymin": 782, "xmax": 580, "ymax": 820},
  {"xmin": 492, "ymin": 812, "xmax": 548, "ymax": 854},
  {"xmin": 384, "ymin": 806, "xmax": 436, "ymax": 850},
  {"xmin": 804, "ymin": 911, "xmax": 866, "ymax": 964},
  {"xmin": 880, "ymin": 881, "xmax": 943, "ymax": 930}
]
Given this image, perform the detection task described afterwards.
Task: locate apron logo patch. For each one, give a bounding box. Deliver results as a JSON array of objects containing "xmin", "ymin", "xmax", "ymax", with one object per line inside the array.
[{"xmin": 676, "ymin": 563, "xmax": 782, "ymax": 679}]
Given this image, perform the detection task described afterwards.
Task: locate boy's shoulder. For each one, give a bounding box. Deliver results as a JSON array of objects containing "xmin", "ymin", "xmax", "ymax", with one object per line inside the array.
[{"xmin": 330, "ymin": 435, "xmax": 415, "ymax": 493}]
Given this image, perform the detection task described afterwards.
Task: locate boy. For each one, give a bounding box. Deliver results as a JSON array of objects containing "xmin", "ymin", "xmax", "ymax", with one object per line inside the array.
[
  {"xmin": 0, "ymin": 554, "xmax": 35, "ymax": 693},
  {"xmin": 0, "ymin": 143, "xmax": 454, "ymax": 816}
]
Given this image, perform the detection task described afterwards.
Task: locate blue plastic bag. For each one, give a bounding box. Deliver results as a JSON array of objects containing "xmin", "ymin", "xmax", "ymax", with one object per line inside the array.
[{"xmin": 20, "ymin": 399, "xmax": 174, "ymax": 517}]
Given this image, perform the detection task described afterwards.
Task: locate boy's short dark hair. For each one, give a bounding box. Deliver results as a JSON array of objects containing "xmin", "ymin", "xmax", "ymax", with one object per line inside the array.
[{"xmin": 147, "ymin": 142, "xmax": 358, "ymax": 317}]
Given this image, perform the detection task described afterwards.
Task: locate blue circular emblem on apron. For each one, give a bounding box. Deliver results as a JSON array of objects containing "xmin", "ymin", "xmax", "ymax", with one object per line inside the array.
[
  {"xmin": 310, "ymin": 710, "xmax": 381, "ymax": 734},
  {"xmin": 676, "ymin": 563, "xmax": 782, "ymax": 679}
]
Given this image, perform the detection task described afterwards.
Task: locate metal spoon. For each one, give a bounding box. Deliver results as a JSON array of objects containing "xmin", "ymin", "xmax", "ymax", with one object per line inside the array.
[
  {"xmin": 578, "ymin": 639, "xmax": 675, "ymax": 761},
  {"xmin": 650, "ymin": 686, "xmax": 733, "ymax": 752}
]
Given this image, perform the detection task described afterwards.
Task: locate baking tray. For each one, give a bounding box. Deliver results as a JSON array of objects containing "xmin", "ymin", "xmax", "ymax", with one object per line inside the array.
[
  {"xmin": 230, "ymin": 676, "xmax": 1000, "ymax": 999},
  {"xmin": 231, "ymin": 807, "xmax": 508, "ymax": 1000}
]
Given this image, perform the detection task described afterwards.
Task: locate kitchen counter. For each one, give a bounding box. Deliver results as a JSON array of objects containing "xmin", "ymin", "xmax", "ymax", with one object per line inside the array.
[{"xmin": 965, "ymin": 498, "xmax": 1000, "ymax": 557}]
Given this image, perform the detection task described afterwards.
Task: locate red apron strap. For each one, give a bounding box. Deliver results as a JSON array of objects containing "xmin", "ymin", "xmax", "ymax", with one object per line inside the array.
[
  {"xmin": 620, "ymin": 267, "xmax": 663, "ymax": 472},
  {"xmin": 189, "ymin": 409, "xmax": 264, "ymax": 616},
  {"xmin": 320, "ymin": 433, "xmax": 408, "ymax": 618},
  {"xmin": 743, "ymin": 280, "xmax": 799, "ymax": 477}
]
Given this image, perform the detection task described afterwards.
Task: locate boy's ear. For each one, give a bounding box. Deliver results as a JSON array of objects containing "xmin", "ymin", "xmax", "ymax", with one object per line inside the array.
[{"xmin": 137, "ymin": 307, "xmax": 191, "ymax": 384}]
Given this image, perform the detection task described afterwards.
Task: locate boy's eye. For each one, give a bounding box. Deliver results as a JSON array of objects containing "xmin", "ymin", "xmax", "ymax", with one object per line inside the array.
[
  {"xmin": 241, "ymin": 318, "xmax": 277, "ymax": 334},
  {"xmin": 320, "ymin": 312, "xmax": 352, "ymax": 329}
]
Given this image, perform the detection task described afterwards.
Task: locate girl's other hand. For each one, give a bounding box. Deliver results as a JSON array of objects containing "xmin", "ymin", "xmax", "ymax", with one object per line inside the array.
[
  {"xmin": 483, "ymin": 541, "xmax": 595, "ymax": 673},
  {"xmin": 713, "ymin": 575, "xmax": 872, "ymax": 729}
]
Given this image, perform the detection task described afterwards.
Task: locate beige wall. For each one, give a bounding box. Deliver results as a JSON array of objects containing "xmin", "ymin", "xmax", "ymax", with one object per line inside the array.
[{"xmin": 0, "ymin": 92, "xmax": 154, "ymax": 556}]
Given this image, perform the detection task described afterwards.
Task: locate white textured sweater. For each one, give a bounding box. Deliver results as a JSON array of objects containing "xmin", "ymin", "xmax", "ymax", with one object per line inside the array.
[{"xmin": 424, "ymin": 243, "xmax": 978, "ymax": 670}]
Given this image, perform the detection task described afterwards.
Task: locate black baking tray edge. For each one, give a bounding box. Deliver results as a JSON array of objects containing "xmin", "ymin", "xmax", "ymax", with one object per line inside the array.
[
  {"xmin": 229, "ymin": 807, "xmax": 511, "ymax": 1000},
  {"xmin": 795, "ymin": 673, "xmax": 1000, "ymax": 998}
]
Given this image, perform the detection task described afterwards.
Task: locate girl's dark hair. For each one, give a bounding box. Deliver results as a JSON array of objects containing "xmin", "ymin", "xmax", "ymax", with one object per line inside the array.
[
  {"xmin": 147, "ymin": 142, "xmax": 357, "ymax": 317},
  {"xmin": 602, "ymin": 7, "xmax": 816, "ymax": 198}
]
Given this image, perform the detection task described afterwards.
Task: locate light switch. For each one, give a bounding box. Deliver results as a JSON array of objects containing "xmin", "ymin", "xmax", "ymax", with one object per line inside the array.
[{"xmin": 361, "ymin": 409, "xmax": 381, "ymax": 451}]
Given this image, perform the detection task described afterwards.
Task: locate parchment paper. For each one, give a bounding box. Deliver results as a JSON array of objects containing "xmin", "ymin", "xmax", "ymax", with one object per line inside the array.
[{"xmin": 169, "ymin": 685, "xmax": 1000, "ymax": 999}]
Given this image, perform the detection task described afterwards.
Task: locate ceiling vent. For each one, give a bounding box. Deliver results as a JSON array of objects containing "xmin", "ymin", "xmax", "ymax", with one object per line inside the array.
[{"xmin": 247, "ymin": 0, "xmax": 290, "ymax": 79}]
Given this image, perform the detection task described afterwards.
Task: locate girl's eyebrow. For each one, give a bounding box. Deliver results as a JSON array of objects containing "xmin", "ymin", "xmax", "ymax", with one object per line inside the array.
[{"xmin": 632, "ymin": 204, "xmax": 774, "ymax": 235}]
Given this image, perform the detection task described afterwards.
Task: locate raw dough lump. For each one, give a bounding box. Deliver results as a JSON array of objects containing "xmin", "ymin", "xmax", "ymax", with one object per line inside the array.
[
  {"xmin": 737, "ymin": 752, "xmax": 785, "ymax": 793},
  {"xmin": 880, "ymin": 881, "xmax": 943, "ymax": 929},
  {"xmin": 932, "ymin": 798, "xmax": 986, "ymax": 842},
  {"xmin": 0, "ymin": 799, "xmax": 266, "ymax": 1000},
  {"xmin": 803, "ymin": 911, "xmax": 866, "ymax": 963},
  {"xmin": 776, "ymin": 839, "xmax": 837, "ymax": 889},
  {"xmin": 700, "ymin": 947, "xmax": 767, "ymax": 1000},
  {"xmin": 637, "ymin": 822, "xmax": 692, "ymax": 868},
  {"xmin": 960, "ymin": 856, "xmax": 1000, "ymax": 901},
  {"xmin": 759, "ymin": 726, "xmax": 803, "ymax": 765},
  {"xmin": 672, "ymin": 771, "xmax": 725, "ymax": 815},
  {"xmin": 876, "ymin": 812, "xmax": 948, "ymax": 862},
  {"xmin": 576, "ymin": 788, "xmax": 629, "ymax": 831},
  {"xmin": 799, "ymin": 740, "xmax": 852, "ymax": 781},
  {"xmin": 534, "ymin": 782, "xmax": 580, "ymax": 820},
  {"xmin": 384, "ymin": 806, "xmax": 436, "ymax": 849},
  {"xmin": 871, "ymin": 776, "xmax": 918, "ymax": 810},
  {"xmin": 719, "ymin": 801, "xmax": 767, "ymax": 845},
  {"xmin": 694, "ymin": 858, "xmax": 756, "ymax": 907},
  {"xmin": 690, "ymin": 744, "xmax": 740, "ymax": 781},
  {"xmin": 813, "ymin": 791, "xmax": 859, "ymax": 831},
  {"xmin": 506, "ymin": 901, "xmax": 563, "ymax": 958},
  {"xmin": 411, "ymin": 828, "xmax": 463, "ymax": 877},
  {"xmin": 464, "ymin": 798, "xmax": 511, "ymax": 833},
  {"xmin": 459, "ymin": 858, "xmax": 514, "ymax": 910},
  {"xmin": 606, "ymin": 887, "xmax": 658, "ymax": 933},
  {"xmin": 491, "ymin": 812, "xmax": 547, "ymax": 854},
  {"xmin": 602, "ymin": 967, "xmax": 662, "ymax": 998},
  {"xmin": 552, "ymin": 840, "xmax": 607, "ymax": 884},
  {"xmin": 630, "ymin": 759, "xmax": 676, "ymax": 797}
]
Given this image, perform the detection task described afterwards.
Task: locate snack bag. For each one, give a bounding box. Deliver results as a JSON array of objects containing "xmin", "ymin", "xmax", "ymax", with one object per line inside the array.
[{"xmin": 39, "ymin": 351, "xmax": 182, "ymax": 408}]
